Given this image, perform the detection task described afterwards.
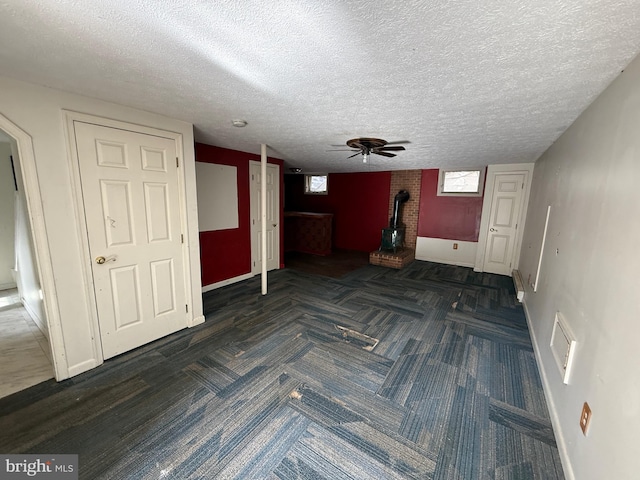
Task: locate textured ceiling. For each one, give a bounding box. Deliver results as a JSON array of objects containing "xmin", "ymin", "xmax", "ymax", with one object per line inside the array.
[{"xmin": 1, "ymin": 1, "xmax": 639, "ymax": 173}]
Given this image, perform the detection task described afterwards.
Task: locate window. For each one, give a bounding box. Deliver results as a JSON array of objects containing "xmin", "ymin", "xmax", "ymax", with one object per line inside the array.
[
  {"xmin": 304, "ymin": 174, "xmax": 328, "ymax": 195},
  {"xmin": 437, "ymin": 168, "xmax": 485, "ymax": 196}
]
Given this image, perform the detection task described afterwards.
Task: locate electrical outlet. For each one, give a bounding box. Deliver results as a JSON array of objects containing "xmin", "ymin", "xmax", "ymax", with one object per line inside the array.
[
  {"xmin": 453, "ymin": 243, "xmax": 458, "ymax": 250},
  {"xmin": 579, "ymin": 402, "xmax": 592, "ymax": 435}
]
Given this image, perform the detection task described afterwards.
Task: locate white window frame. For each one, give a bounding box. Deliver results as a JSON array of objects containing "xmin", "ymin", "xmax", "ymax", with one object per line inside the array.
[
  {"xmin": 437, "ymin": 168, "xmax": 485, "ymax": 197},
  {"xmin": 304, "ymin": 174, "xmax": 329, "ymax": 195}
]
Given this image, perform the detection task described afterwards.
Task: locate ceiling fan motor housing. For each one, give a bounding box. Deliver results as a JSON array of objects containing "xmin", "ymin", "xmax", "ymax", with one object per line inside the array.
[{"xmin": 346, "ymin": 138, "xmax": 388, "ymax": 150}]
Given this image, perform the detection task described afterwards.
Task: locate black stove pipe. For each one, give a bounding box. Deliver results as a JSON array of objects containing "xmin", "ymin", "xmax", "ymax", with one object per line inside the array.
[{"xmin": 390, "ymin": 190, "xmax": 410, "ymax": 229}]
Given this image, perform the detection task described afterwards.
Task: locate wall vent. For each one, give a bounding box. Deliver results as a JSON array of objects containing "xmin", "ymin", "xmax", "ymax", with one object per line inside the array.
[{"xmin": 550, "ymin": 312, "xmax": 576, "ymax": 384}]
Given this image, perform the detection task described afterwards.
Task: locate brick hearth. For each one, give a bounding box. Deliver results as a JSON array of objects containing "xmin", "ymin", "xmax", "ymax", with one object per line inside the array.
[{"xmin": 369, "ymin": 248, "xmax": 415, "ymax": 269}]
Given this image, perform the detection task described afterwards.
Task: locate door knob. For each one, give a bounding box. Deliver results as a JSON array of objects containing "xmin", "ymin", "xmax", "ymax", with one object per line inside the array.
[
  {"xmin": 490, "ymin": 228, "xmax": 498, "ymax": 232},
  {"xmin": 272, "ymin": 223, "xmax": 277, "ymax": 228},
  {"xmin": 95, "ymin": 255, "xmax": 116, "ymax": 264}
]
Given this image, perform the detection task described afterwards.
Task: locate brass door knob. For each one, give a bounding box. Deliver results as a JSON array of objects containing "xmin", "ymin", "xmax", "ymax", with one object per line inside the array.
[{"xmin": 95, "ymin": 256, "xmax": 116, "ymax": 264}]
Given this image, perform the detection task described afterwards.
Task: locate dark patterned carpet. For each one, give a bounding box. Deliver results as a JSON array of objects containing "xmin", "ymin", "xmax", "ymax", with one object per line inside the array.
[
  {"xmin": 0, "ymin": 261, "xmax": 565, "ymax": 479},
  {"xmin": 283, "ymin": 249, "xmax": 370, "ymax": 278}
]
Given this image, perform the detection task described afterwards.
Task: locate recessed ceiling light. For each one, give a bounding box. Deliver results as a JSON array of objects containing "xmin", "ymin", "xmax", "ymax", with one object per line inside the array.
[{"xmin": 231, "ymin": 119, "xmax": 248, "ymax": 127}]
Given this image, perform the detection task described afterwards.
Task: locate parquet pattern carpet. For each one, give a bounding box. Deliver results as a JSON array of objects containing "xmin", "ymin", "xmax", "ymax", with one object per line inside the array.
[{"xmin": 0, "ymin": 261, "xmax": 565, "ymax": 479}]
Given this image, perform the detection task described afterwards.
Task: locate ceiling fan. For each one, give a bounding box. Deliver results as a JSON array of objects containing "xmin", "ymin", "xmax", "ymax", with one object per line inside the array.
[{"xmin": 329, "ymin": 138, "xmax": 407, "ymax": 163}]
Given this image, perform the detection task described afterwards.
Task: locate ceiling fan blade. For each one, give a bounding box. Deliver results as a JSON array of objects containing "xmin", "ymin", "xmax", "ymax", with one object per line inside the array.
[
  {"xmin": 327, "ymin": 149, "xmax": 359, "ymax": 152},
  {"xmin": 373, "ymin": 151, "xmax": 396, "ymax": 158},
  {"xmin": 376, "ymin": 146, "xmax": 406, "ymax": 151},
  {"xmin": 347, "ymin": 152, "xmax": 362, "ymax": 159},
  {"xmin": 385, "ymin": 140, "xmax": 411, "ymax": 145}
]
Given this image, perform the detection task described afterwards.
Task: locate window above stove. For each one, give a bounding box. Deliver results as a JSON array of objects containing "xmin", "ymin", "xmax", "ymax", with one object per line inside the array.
[{"xmin": 437, "ymin": 168, "xmax": 485, "ymax": 197}]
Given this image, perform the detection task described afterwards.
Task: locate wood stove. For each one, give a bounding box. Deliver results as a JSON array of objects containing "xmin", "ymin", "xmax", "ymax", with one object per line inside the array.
[
  {"xmin": 379, "ymin": 190, "xmax": 410, "ymax": 253},
  {"xmin": 380, "ymin": 226, "xmax": 405, "ymax": 253}
]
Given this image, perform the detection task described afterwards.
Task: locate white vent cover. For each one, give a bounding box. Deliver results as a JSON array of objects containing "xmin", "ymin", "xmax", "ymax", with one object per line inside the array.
[{"xmin": 550, "ymin": 312, "xmax": 576, "ymax": 384}]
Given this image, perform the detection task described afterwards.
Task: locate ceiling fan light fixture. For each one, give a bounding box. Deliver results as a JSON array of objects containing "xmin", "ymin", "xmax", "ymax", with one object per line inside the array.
[{"xmin": 342, "ymin": 137, "xmax": 406, "ymax": 163}]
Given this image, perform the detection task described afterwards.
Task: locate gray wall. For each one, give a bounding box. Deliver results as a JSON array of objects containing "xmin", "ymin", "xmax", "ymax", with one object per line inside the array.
[{"xmin": 519, "ymin": 52, "xmax": 640, "ymax": 479}]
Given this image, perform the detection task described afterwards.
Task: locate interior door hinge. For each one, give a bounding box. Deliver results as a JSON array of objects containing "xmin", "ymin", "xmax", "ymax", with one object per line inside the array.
[
  {"xmin": 181, "ymin": 234, "xmax": 184, "ymax": 244},
  {"xmin": 176, "ymin": 157, "xmax": 179, "ymax": 168},
  {"xmin": 185, "ymin": 304, "xmax": 189, "ymax": 313},
  {"xmin": 522, "ymin": 182, "xmax": 524, "ymax": 189}
]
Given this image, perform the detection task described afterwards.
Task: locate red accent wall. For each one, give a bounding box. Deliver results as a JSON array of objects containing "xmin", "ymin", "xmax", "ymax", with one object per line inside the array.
[
  {"xmin": 284, "ymin": 172, "xmax": 391, "ymax": 252},
  {"xmin": 417, "ymin": 169, "xmax": 483, "ymax": 242},
  {"xmin": 196, "ymin": 143, "xmax": 284, "ymax": 286}
]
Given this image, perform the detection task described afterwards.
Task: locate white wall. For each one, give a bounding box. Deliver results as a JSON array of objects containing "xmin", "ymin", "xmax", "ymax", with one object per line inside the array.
[
  {"xmin": 0, "ymin": 142, "xmax": 16, "ymax": 289},
  {"xmin": 518, "ymin": 53, "xmax": 640, "ymax": 480},
  {"xmin": 11, "ymin": 140, "xmax": 46, "ymax": 334},
  {"xmin": 415, "ymin": 237, "xmax": 477, "ymax": 268},
  {"xmin": 0, "ymin": 76, "xmax": 203, "ymax": 379}
]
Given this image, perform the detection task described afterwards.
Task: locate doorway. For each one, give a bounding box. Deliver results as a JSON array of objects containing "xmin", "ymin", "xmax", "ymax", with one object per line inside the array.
[{"xmin": 0, "ymin": 129, "xmax": 53, "ymax": 398}]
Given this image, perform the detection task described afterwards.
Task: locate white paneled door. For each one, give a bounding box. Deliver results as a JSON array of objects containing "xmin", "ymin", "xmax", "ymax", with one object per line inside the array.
[
  {"xmin": 74, "ymin": 122, "xmax": 187, "ymax": 359},
  {"xmin": 250, "ymin": 161, "xmax": 280, "ymax": 274},
  {"xmin": 482, "ymin": 173, "xmax": 526, "ymax": 275}
]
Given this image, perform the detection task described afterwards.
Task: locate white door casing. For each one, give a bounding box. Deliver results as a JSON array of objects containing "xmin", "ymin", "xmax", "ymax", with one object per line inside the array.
[
  {"xmin": 0, "ymin": 112, "xmax": 66, "ymax": 379},
  {"xmin": 475, "ymin": 164, "xmax": 533, "ymax": 276},
  {"xmin": 74, "ymin": 121, "xmax": 188, "ymax": 359},
  {"xmin": 250, "ymin": 161, "xmax": 280, "ymax": 275}
]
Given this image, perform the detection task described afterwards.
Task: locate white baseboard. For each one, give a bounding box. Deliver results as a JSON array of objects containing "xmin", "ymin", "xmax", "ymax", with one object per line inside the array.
[
  {"xmin": 189, "ymin": 314, "xmax": 205, "ymax": 327},
  {"xmin": 0, "ymin": 282, "xmax": 17, "ymax": 290},
  {"xmin": 202, "ymin": 272, "xmax": 254, "ymax": 293},
  {"xmin": 67, "ymin": 358, "xmax": 101, "ymax": 378},
  {"xmin": 22, "ymin": 299, "xmax": 48, "ymax": 339},
  {"xmin": 415, "ymin": 237, "xmax": 477, "ymax": 268},
  {"xmin": 522, "ymin": 299, "xmax": 575, "ymax": 480}
]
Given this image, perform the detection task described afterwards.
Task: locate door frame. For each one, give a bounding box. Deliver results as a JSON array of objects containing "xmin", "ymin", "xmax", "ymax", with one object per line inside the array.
[
  {"xmin": 0, "ymin": 112, "xmax": 67, "ymax": 379},
  {"xmin": 474, "ymin": 163, "xmax": 534, "ymax": 274},
  {"xmin": 64, "ymin": 111, "xmax": 196, "ymax": 366}
]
